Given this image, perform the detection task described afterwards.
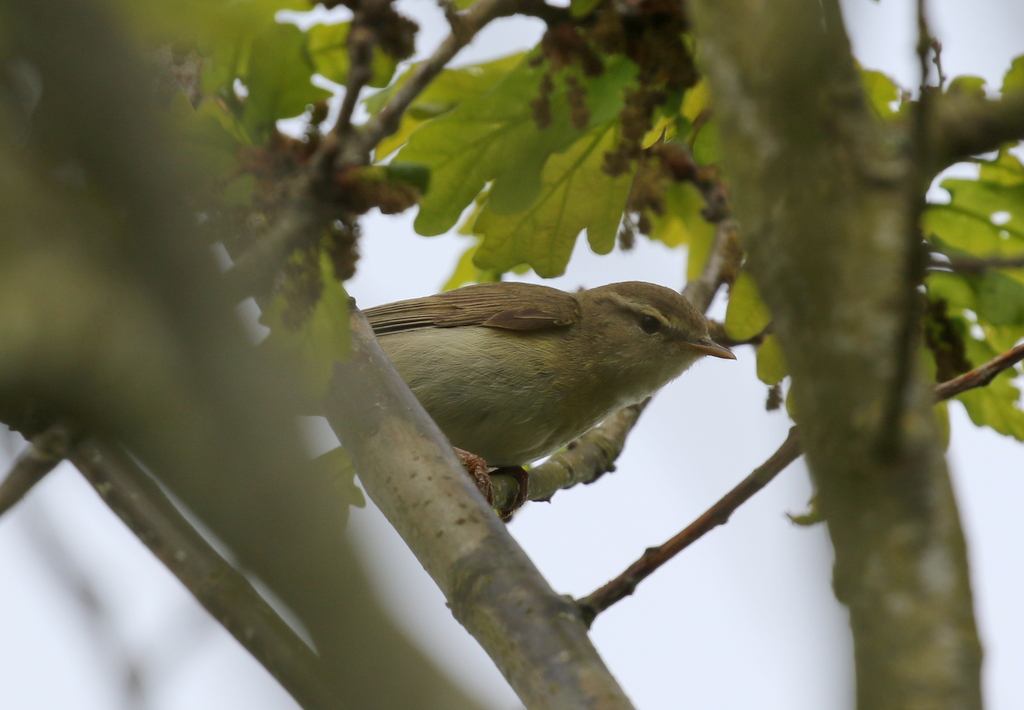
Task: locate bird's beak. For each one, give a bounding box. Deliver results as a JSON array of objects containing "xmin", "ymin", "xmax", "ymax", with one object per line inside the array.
[{"xmin": 688, "ymin": 338, "xmax": 737, "ymax": 360}]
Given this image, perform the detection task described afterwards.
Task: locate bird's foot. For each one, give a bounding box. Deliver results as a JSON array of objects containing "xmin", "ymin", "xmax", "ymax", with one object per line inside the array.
[
  {"xmin": 453, "ymin": 449, "xmax": 530, "ymax": 522},
  {"xmin": 491, "ymin": 466, "xmax": 530, "ymax": 522},
  {"xmin": 455, "ymin": 447, "xmax": 495, "ymax": 506}
]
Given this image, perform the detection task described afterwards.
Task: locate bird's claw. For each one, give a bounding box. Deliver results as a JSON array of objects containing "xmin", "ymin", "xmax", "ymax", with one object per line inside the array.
[{"xmin": 454, "ymin": 448, "xmax": 530, "ymax": 522}]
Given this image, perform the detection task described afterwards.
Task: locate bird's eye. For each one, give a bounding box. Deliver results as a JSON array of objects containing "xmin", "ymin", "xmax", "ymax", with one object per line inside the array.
[{"xmin": 640, "ymin": 315, "xmax": 661, "ymax": 334}]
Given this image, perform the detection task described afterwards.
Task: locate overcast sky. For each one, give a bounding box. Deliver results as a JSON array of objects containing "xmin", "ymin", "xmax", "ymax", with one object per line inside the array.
[{"xmin": 1, "ymin": 1, "xmax": 1023, "ymax": 709}]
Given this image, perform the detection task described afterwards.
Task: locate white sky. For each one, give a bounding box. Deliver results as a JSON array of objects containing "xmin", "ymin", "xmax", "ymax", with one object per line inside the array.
[{"xmin": 1, "ymin": 1, "xmax": 1023, "ymax": 709}]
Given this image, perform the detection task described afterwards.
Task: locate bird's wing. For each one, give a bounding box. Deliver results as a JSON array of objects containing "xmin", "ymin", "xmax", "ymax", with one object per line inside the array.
[{"xmin": 365, "ymin": 282, "xmax": 580, "ymax": 335}]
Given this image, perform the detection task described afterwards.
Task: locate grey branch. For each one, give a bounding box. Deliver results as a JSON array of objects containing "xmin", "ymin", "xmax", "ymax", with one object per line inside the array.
[
  {"xmin": 71, "ymin": 439, "xmax": 339, "ymax": 710},
  {"xmin": 0, "ymin": 425, "xmax": 74, "ymax": 517},
  {"xmin": 491, "ymin": 401, "xmax": 648, "ymax": 510},
  {"xmin": 323, "ymin": 306, "xmax": 635, "ymax": 710}
]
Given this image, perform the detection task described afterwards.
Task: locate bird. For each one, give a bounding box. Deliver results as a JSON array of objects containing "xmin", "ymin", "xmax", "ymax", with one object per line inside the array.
[{"xmin": 365, "ymin": 280, "xmax": 735, "ymax": 519}]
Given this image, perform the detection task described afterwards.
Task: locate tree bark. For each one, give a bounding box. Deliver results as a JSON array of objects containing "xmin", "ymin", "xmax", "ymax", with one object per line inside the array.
[{"xmin": 687, "ymin": 1, "xmax": 983, "ymax": 708}]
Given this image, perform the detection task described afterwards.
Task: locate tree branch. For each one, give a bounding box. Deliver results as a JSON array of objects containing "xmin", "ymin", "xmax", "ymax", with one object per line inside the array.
[
  {"xmin": 333, "ymin": 0, "xmax": 389, "ymax": 140},
  {"xmin": 577, "ymin": 427, "xmax": 801, "ymax": 625},
  {"xmin": 0, "ymin": 425, "xmax": 73, "ymax": 518},
  {"xmin": 928, "ymin": 252, "xmax": 1024, "ymax": 272},
  {"xmin": 491, "ymin": 401, "xmax": 648, "ymax": 510},
  {"xmin": 322, "ymin": 305, "xmax": 635, "ymax": 710},
  {"xmin": 933, "ymin": 341, "xmax": 1024, "ymax": 400},
  {"xmin": 344, "ymin": 0, "xmax": 522, "ymax": 164},
  {"xmin": 685, "ymin": 1, "xmax": 982, "ymax": 705},
  {"xmin": 579, "ymin": 338, "xmax": 1024, "ymax": 623},
  {"xmin": 70, "ymin": 438, "xmax": 339, "ymax": 710},
  {"xmin": 930, "ymin": 90, "xmax": 1024, "ymax": 172}
]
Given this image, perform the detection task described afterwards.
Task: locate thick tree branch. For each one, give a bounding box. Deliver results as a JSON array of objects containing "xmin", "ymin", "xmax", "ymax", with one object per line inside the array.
[
  {"xmin": 0, "ymin": 425, "xmax": 73, "ymax": 518},
  {"xmin": 930, "ymin": 90, "xmax": 1024, "ymax": 172},
  {"xmin": 323, "ymin": 306, "xmax": 634, "ymax": 710},
  {"xmin": 69, "ymin": 438, "xmax": 338, "ymax": 710},
  {"xmin": 688, "ymin": 1, "xmax": 983, "ymax": 707}
]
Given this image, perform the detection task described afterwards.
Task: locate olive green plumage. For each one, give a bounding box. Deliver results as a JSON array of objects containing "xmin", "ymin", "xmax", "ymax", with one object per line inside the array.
[{"xmin": 366, "ymin": 281, "xmax": 734, "ymax": 466}]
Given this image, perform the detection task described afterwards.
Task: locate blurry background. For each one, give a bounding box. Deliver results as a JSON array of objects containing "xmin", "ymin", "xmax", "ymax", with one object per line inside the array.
[{"xmin": 1, "ymin": 0, "xmax": 1022, "ymax": 708}]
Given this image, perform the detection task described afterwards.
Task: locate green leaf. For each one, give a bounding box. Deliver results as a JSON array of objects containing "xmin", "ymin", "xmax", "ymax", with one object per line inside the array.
[
  {"xmin": 171, "ymin": 93, "xmax": 246, "ymax": 180},
  {"xmin": 1003, "ymin": 55, "xmax": 1024, "ymax": 95},
  {"xmin": 756, "ymin": 335, "xmax": 787, "ymax": 386},
  {"xmin": 383, "ymin": 162, "xmax": 431, "ymax": 193},
  {"xmin": 724, "ymin": 270, "xmax": 771, "ymax": 341},
  {"xmin": 924, "ymin": 171, "xmax": 1024, "ymax": 259},
  {"xmin": 787, "ymin": 495, "xmax": 823, "ymax": 526},
  {"xmin": 443, "ymin": 239, "xmax": 503, "ymax": 290},
  {"xmin": 680, "ymin": 78, "xmax": 709, "ymax": 123},
  {"xmin": 242, "ymin": 23, "xmax": 332, "ymax": 140},
  {"xmin": 692, "ymin": 121, "xmax": 721, "ymax": 165},
  {"xmin": 367, "ymin": 53, "xmax": 525, "ymax": 159},
  {"xmin": 571, "ymin": 0, "xmax": 603, "ymax": 17},
  {"xmin": 957, "ymin": 375, "xmax": 1024, "ymax": 441},
  {"xmin": 976, "ymin": 271, "xmax": 1024, "ymax": 325},
  {"xmin": 979, "ymin": 149, "xmax": 1024, "ymax": 187},
  {"xmin": 308, "ymin": 22, "xmax": 398, "ymax": 89},
  {"xmin": 933, "ymin": 401, "xmax": 951, "ymax": 449},
  {"xmin": 860, "ymin": 69, "xmax": 901, "ymax": 120},
  {"xmin": 947, "ymin": 75, "xmax": 987, "ymax": 99},
  {"xmin": 260, "ymin": 252, "xmax": 351, "ymax": 402},
  {"xmin": 649, "ymin": 180, "xmax": 714, "ymax": 250},
  {"xmin": 398, "ymin": 54, "xmax": 637, "ymax": 236},
  {"xmin": 956, "ymin": 336, "xmax": 1024, "ymax": 440},
  {"xmin": 108, "ymin": 0, "xmax": 306, "ymax": 88},
  {"xmin": 925, "ymin": 271, "xmax": 977, "ymax": 311},
  {"xmin": 471, "ymin": 123, "xmax": 634, "ymax": 277}
]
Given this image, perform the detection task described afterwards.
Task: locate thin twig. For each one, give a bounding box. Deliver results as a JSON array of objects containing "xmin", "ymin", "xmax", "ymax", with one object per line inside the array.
[
  {"xmin": 70, "ymin": 439, "xmax": 338, "ymax": 710},
  {"xmin": 333, "ymin": 0, "xmax": 387, "ymax": 140},
  {"xmin": 928, "ymin": 252, "xmax": 1024, "ymax": 273},
  {"xmin": 578, "ymin": 338, "xmax": 1024, "ymax": 623},
  {"xmin": 576, "ymin": 428, "xmax": 801, "ymax": 625},
  {"xmin": 933, "ymin": 341, "xmax": 1024, "ymax": 400},
  {"xmin": 0, "ymin": 425, "xmax": 74, "ymax": 518}
]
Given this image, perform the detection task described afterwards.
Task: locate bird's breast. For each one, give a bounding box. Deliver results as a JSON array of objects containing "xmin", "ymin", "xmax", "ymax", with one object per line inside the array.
[{"xmin": 377, "ymin": 327, "xmax": 633, "ymax": 466}]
